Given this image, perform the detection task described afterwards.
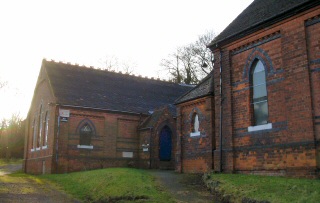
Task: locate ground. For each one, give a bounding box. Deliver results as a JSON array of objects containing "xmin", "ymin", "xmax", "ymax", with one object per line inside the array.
[
  {"xmin": 0, "ymin": 164, "xmax": 79, "ymax": 203},
  {"xmin": 0, "ymin": 164, "xmax": 213, "ymax": 202},
  {"xmin": 149, "ymin": 170, "xmax": 213, "ymax": 203}
]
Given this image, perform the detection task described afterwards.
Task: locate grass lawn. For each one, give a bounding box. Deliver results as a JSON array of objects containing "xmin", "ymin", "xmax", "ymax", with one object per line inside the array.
[
  {"xmin": 204, "ymin": 173, "xmax": 320, "ymax": 203},
  {"xmin": 39, "ymin": 168, "xmax": 174, "ymax": 203}
]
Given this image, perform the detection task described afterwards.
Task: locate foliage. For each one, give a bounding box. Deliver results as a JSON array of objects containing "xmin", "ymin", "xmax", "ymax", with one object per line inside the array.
[
  {"xmin": 203, "ymin": 173, "xmax": 320, "ymax": 203},
  {"xmin": 0, "ymin": 114, "xmax": 25, "ymax": 159},
  {"xmin": 160, "ymin": 30, "xmax": 215, "ymax": 84},
  {"xmin": 39, "ymin": 168, "xmax": 174, "ymax": 203}
]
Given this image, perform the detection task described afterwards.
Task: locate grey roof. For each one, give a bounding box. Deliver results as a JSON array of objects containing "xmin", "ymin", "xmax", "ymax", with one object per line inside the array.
[
  {"xmin": 175, "ymin": 73, "xmax": 214, "ymax": 104},
  {"xmin": 139, "ymin": 108, "xmax": 165, "ymax": 129},
  {"xmin": 209, "ymin": 0, "xmax": 319, "ymax": 48},
  {"xmin": 43, "ymin": 60, "xmax": 193, "ymax": 115}
]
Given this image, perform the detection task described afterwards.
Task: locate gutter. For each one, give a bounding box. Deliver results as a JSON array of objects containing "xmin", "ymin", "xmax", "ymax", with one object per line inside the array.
[{"xmin": 58, "ymin": 104, "xmax": 148, "ymax": 116}]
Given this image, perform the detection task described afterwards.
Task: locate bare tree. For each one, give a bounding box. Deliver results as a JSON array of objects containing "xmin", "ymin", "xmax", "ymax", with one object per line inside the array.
[
  {"xmin": 0, "ymin": 78, "xmax": 7, "ymax": 89},
  {"xmin": 99, "ymin": 55, "xmax": 119, "ymax": 72},
  {"xmin": 160, "ymin": 30, "xmax": 215, "ymax": 84},
  {"xmin": 99, "ymin": 55, "xmax": 136, "ymax": 74},
  {"xmin": 160, "ymin": 52, "xmax": 182, "ymax": 83}
]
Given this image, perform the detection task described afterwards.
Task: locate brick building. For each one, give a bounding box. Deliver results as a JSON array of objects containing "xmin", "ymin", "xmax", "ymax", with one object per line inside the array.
[
  {"xmin": 25, "ymin": 0, "xmax": 320, "ymax": 178},
  {"xmin": 206, "ymin": 0, "xmax": 319, "ymax": 177},
  {"xmin": 23, "ymin": 59, "xmax": 192, "ymax": 174}
]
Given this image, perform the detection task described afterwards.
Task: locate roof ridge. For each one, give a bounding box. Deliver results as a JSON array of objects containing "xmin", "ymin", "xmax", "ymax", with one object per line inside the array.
[{"xmin": 42, "ymin": 58, "xmax": 178, "ymax": 85}]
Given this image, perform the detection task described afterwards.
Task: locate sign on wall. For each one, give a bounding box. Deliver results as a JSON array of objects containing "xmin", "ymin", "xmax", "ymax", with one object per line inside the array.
[{"xmin": 59, "ymin": 109, "xmax": 70, "ymax": 122}]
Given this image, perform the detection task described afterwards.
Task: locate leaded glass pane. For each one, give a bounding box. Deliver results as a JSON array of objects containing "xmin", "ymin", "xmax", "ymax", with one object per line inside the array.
[
  {"xmin": 194, "ymin": 114, "xmax": 199, "ymax": 132},
  {"xmin": 253, "ymin": 84, "xmax": 267, "ymax": 99},
  {"xmin": 253, "ymin": 70, "xmax": 266, "ymax": 86},
  {"xmin": 254, "ymin": 101, "xmax": 268, "ymax": 125}
]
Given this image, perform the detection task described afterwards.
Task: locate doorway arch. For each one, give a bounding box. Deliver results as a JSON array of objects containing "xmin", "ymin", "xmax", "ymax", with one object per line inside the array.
[{"xmin": 159, "ymin": 126, "xmax": 172, "ymax": 161}]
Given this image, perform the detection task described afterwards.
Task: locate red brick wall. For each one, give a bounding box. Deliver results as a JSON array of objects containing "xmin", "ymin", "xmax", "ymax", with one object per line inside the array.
[
  {"xmin": 138, "ymin": 107, "xmax": 177, "ymax": 170},
  {"xmin": 24, "ymin": 67, "xmax": 56, "ymax": 174},
  {"xmin": 306, "ymin": 15, "xmax": 320, "ymax": 170},
  {"xmin": 55, "ymin": 107, "xmax": 144, "ymax": 173},
  {"xmin": 176, "ymin": 97, "xmax": 214, "ymax": 173},
  {"xmin": 211, "ymin": 6, "xmax": 320, "ymax": 178}
]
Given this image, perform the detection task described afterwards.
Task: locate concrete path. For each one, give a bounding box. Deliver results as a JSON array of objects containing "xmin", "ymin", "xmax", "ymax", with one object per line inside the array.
[
  {"xmin": 0, "ymin": 163, "xmax": 79, "ymax": 203},
  {"xmin": 149, "ymin": 170, "xmax": 213, "ymax": 203}
]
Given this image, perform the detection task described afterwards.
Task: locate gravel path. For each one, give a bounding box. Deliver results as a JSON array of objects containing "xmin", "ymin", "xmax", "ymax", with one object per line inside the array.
[
  {"xmin": 0, "ymin": 164, "xmax": 79, "ymax": 203},
  {"xmin": 149, "ymin": 170, "xmax": 213, "ymax": 203}
]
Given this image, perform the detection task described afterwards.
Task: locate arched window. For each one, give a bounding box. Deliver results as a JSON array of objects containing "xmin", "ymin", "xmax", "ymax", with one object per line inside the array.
[
  {"xmin": 80, "ymin": 124, "xmax": 93, "ymax": 146},
  {"xmin": 37, "ymin": 105, "xmax": 43, "ymax": 148},
  {"xmin": 251, "ymin": 60, "xmax": 268, "ymax": 125},
  {"xmin": 190, "ymin": 113, "xmax": 200, "ymax": 136},
  {"xmin": 32, "ymin": 119, "xmax": 36, "ymax": 150},
  {"xmin": 43, "ymin": 111, "xmax": 49, "ymax": 147}
]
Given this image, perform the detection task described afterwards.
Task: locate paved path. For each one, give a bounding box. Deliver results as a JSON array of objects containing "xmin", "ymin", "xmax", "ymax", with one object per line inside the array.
[
  {"xmin": 0, "ymin": 164, "xmax": 79, "ymax": 203},
  {"xmin": 149, "ymin": 170, "xmax": 213, "ymax": 203}
]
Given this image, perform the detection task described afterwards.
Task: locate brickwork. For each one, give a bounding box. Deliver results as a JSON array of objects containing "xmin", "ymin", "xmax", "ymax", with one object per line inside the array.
[
  {"xmin": 211, "ymin": 6, "xmax": 320, "ymax": 177},
  {"xmin": 55, "ymin": 107, "xmax": 145, "ymax": 173},
  {"xmin": 24, "ymin": 67, "xmax": 56, "ymax": 174},
  {"xmin": 138, "ymin": 107, "xmax": 177, "ymax": 170},
  {"xmin": 176, "ymin": 97, "xmax": 214, "ymax": 173}
]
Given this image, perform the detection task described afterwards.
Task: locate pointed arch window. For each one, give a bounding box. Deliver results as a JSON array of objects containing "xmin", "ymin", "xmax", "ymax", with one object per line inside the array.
[
  {"xmin": 37, "ymin": 105, "xmax": 43, "ymax": 149},
  {"xmin": 79, "ymin": 124, "xmax": 93, "ymax": 146},
  {"xmin": 31, "ymin": 119, "xmax": 36, "ymax": 151},
  {"xmin": 251, "ymin": 60, "xmax": 268, "ymax": 126},
  {"xmin": 190, "ymin": 113, "xmax": 200, "ymax": 136},
  {"xmin": 42, "ymin": 111, "xmax": 49, "ymax": 148}
]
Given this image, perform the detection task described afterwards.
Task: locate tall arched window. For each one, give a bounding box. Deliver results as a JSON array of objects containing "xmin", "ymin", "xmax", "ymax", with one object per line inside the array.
[
  {"xmin": 43, "ymin": 111, "xmax": 49, "ymax": 147},
  {"xmin": 37, "ymin": 105, "xmax": 43, "ymax": 148},
  {"xmin": 251, "ymin": 60, "xmax": 268, "ymax": 125},
  {"xmin": 190, "ymin": 113, "xmax": 200, "ymax": 136},
  {"xmin": 32, "ymin": 119, "xmax": 36, "ymax": 150}
]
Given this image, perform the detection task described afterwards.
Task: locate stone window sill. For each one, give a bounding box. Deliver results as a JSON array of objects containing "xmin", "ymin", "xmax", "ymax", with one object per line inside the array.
[
  {"xmin": 77, "ymin": 145, "xmax": 93, "ymax": 149},
  {"xmin": 36, "ymin": 147, "xmax": 41, "ymax": 151},
  {"xmin": 31, "ymin": 149, "xmax": 35, "ymax": 152},
  {"xmin": 248, "ymin": 123, "xmax": 272, "ymax": 132},
  {"xmin": 190, "ymin": 131, "xmax": 200, "ymax": 137},
  {"xmin": 42, "ymin": 145, "xmax": 48, "ymax": 149}
]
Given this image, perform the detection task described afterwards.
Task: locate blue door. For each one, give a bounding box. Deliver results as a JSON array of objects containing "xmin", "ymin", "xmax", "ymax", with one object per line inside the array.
[{"xmin": 159, "ymin": 126, "xmax": 172, "ymax": 161}]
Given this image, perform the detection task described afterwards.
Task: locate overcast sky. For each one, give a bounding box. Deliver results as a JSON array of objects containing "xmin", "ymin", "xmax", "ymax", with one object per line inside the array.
[{"xmin": 0, "ymin": 0, "xmax": 254, "ymax": 120}]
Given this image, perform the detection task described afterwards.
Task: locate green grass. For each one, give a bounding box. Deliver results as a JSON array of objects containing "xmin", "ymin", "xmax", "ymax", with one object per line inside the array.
[
  {"xmin": 204, "ymin": 173, "xmax": 320, "ymax": 203},
  {"xmin": 0, "ymin": 158, "xmax": 22, "ymax": 166},
  {"xmin": 39, "ymin": 168, "xmax": 174, "ymax": 203}
]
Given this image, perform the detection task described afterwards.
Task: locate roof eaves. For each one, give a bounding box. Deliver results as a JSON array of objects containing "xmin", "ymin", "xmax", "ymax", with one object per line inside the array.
[
  {"xmin": 174, "ymin": 73, "xmax": 212, "ymax": 104},
  {"xmin": 174, "ymin": 93, "xmax": 213, "ymax": 105}
]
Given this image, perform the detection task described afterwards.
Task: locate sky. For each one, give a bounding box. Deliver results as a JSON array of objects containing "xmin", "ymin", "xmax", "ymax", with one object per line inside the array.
[{"xmin": 0, "ymin": 0, "xmax": 254, "ymax": 120}]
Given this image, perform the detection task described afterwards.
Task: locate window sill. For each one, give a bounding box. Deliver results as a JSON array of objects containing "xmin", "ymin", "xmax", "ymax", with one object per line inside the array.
[
  {"xmin": 31, "ymin": 149, "xmax": 35, "ymax": 152},
  {"xmin": 36, "ymin": 147, "xmax": 41, "ymax": 151},
  {"xmin": 248, "ymin": 123, "xmax": 272, "ymax": 132},
  {"xmin": 77, "ymin": 145, "xmax": 93, "ymax": 149},
  {"xmin": 190, "ymin": 131, "xmax": 200, "ymax": 137},
  {"xmin": 42, "ymin": 146, "xmax": 48, "ymax": 149}
]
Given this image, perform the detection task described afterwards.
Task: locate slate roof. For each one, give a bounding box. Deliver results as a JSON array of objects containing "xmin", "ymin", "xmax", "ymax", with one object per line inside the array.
[
  {"xmin": 139, "ymin": 108, "xmax": 165, "ymax": 129},
  {"xmin": 43, "ymin": 60, "xmax": 193, "ymax": 115},
  {"xmin": 175, "ymin": 73, "xmax": 214, "ymax": 104},
  {"xmin": 209, "ymin": 0, "xmax": 319, "ymax": 48}
]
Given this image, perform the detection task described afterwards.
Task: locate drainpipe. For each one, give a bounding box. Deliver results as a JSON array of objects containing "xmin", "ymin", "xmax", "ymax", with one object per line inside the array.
[
  {"xmin": 219, "ymin": 50, "xmax": 223, "ymax": 172},
  {"xmin": 149, "ymin": 127, "xmax": 153, "ymax": 169}
]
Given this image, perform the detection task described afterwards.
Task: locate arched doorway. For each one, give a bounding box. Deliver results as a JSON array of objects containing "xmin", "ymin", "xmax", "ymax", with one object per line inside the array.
[{"xmin": 159, "ymin": 126, "xmax": 172, "ymax": 161}]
